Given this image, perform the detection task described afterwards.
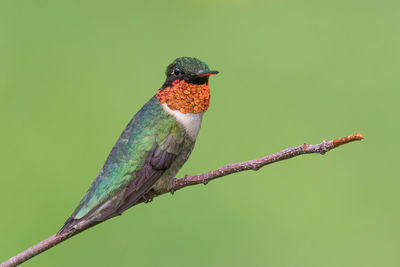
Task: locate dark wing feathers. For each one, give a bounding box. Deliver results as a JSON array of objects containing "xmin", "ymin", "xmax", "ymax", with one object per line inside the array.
[
  {"xmin": 151, "ymin": 144, "xmax": 177, "ymax": 170},
  {"xmin": 112, "ymin": 144, "xmax": 177, "ymax": 216}
]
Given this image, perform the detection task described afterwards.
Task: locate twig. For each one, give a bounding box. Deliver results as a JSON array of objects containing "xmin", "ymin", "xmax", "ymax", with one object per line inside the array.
[{"xmin": 0, "ymin": 133, "xmax": 364, "ymax": 267}]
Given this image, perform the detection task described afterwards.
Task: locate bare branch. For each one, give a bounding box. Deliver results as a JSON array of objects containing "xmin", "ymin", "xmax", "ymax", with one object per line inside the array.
[{"xmin": 0, "ymin": 133, "xmax": 364, "ymax": 267}]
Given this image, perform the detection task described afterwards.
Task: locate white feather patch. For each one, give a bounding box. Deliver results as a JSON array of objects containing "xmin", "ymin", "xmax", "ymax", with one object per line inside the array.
[{"xmin": 161, "ymin": 103, "xmax": 204, "ymax": 140}]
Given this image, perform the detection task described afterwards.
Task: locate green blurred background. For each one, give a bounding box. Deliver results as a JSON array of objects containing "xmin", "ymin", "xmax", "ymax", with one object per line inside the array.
[{"xmin": 0, "ymin": 0, "xmax": 398, "ymax": 266}]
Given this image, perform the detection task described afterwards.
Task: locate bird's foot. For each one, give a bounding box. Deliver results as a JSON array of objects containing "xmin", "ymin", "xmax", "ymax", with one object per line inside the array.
[
  {"xmin": 170, "ymin": 178, "xmax": 178, "ymax": 195},
  {"xmin": 142, "ymin": 190, "xmax": 155, "ymax": 203}
]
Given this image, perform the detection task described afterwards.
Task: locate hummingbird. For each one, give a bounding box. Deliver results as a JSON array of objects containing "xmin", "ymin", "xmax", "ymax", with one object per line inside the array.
[{"xmin": 58, "ymin": 57, "xmax": 218, "ymax": 234}]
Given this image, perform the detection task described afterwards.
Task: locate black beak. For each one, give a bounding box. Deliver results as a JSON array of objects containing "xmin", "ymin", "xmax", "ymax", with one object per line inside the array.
[{"xmin": 196, "ymin": 70, "xmax": 219, "ymax": 77}]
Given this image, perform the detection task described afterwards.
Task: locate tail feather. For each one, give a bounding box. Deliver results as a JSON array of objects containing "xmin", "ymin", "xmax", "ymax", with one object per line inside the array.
[
  {"xmin": 58, "ymin": 217, "xmax": 81, "ymax": 235},
  {"xmin": 57, "ymin": 213, "xmax": 117, "ymax": 235}
]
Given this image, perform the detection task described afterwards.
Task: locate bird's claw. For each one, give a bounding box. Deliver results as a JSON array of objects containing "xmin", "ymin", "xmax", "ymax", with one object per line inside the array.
[
  {"xmin": 142, "ymin": 192, "xmax": 154, "ymax": 203},
  {"xmin": 170, "ymin": 178, "xmax": 178, "ymax": 195}
]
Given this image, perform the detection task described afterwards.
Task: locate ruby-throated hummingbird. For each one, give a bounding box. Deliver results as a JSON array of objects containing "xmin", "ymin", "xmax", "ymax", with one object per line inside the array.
[{"xmin": 59, "ymin": 57, "xmax": 218, "ymax": 234}]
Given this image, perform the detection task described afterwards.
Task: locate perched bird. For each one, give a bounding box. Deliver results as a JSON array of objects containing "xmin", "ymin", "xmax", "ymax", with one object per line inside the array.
[{"xmin": 59, "ymin": 57, "xmax": 218, "ymax": 234}]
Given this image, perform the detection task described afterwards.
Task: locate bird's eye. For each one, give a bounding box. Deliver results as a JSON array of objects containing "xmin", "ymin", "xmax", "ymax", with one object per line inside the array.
[{"xmin": 174, "ymin": 67, "xmax": 183, "ymax": 76}]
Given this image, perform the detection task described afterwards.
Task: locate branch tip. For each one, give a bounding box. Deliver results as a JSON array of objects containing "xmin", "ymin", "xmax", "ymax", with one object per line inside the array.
[
  {"xmin": 353, "ymin": 132, "xmax": 364, "ymax": 140},
  {"xmin": 332, "ymin": 132, "xmax": 364, "ymax": 148}
]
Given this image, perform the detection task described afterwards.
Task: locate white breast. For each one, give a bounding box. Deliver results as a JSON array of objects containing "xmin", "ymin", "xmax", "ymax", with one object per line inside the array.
[{"xmin": 161, "ymin": 103, "xmax": 204, "ymax": 140}]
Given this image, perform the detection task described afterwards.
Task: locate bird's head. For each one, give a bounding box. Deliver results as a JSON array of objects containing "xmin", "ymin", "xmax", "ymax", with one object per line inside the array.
[
  {"xmin": 163, "ymin": 57, "xmax": 219, "ymax": 86},
  {"xmin": 157, "ymin": 57, "xmax": 218, "ymax": 114}
]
